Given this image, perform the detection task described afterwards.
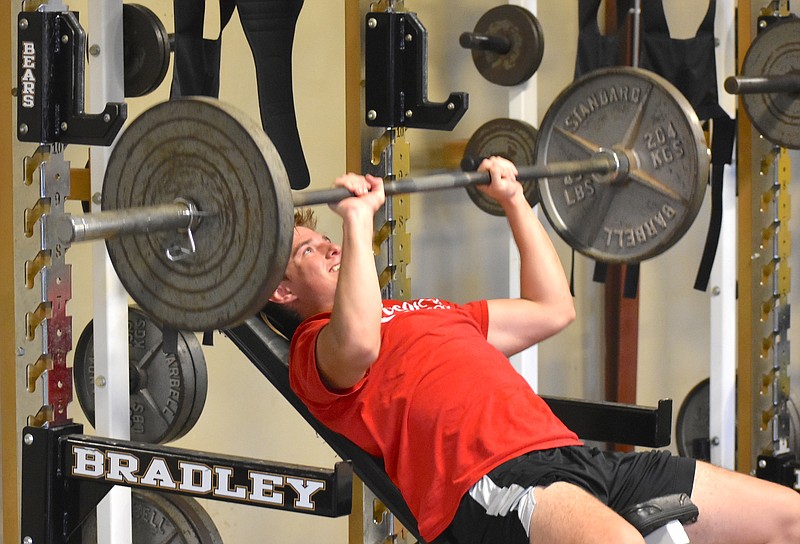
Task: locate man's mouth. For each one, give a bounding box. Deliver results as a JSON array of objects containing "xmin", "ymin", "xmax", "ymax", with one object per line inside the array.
[{"xmin": 331, "ymin": 264, "xmax": 340, "ymax": 272}]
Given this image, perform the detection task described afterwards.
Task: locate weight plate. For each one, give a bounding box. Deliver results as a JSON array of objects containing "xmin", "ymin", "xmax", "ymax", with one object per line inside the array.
[
  {"xmin": 73, "ymin": 306, "xmax": 208, "ymax": 444},
  {"xmin": 536, "ymin": 67, "xmax": 709, "ymax": 263},
  {"xmin": 740, "ymin": 17, "xmax": 800, "ymax": 149},
  {"xmin": 168, "ymin": 332, "xmax": 209, "ymax": 443},
  {"xmin": 123, "ymin": 3, "xmax": 171, "ymax": 98},
  {"xmin": 470, "ymin": 5, "xmax": 544, "ymax": 87},
  {"xmin": 472, "ymin": 4, "xmax": 544, "ymax": 87},
  {"xmin": 104, "ymin": 98, "xmax": 295, "ymax": 331},
  {"xmin": 81, "ymin": 489, "xmax": 224, "ymax": 544},
  {"xmin": 675, "ymin": 378, "xmax": 710, "ymax": 461},
  {"xmin": 462, "ymin": 118, "xmax": 539, "ymax": 216}
]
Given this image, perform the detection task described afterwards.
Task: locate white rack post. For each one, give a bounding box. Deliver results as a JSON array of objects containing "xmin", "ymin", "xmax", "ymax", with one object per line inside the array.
[
  {"xmin": 87, "ymin": 1, "xmax": 132, "ymax": 541},
  {"xmin": 508, "ymin": 0, "xmax": 540, "ymax": 391},
  {"xmin": 709, "ymin": 0, "xmax": 737, "ymax": 470}
]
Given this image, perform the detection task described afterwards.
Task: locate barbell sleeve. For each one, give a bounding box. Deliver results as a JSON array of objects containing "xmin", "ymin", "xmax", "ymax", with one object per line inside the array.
[
  {"xmin": 459, "ymin": 31, "xmax": 512, "ymax": 55},
  {"xmin": 61, "ymin": 201, "xmax": 195, "ymax": 244},
  {"xmin": 292, "ymin": 153, "xmax": 619, "ymax": 208},
  {"xmin": 724, "ymin": 73, "xmax": 800, "ymax": 95}
]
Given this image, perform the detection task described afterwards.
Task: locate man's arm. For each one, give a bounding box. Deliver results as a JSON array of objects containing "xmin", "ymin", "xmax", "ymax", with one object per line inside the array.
[
  {"xmin": 316, "ymin": 174, "xmax": 385, "ymax": 390},
  {"xmin": 478, "ymin": 158, "xmax": 576, "ymax": 357}
]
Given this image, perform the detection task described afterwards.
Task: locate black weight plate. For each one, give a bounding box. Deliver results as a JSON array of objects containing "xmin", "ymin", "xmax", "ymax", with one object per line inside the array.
[
  {"xmin": 462, "ymin": 118, "xmax": 539, "ymax": 216},
  {"xmin": 123, "ymin": 3, "xmax": 171, "ymax": 98},
  {"xmin": 536, "ymin": 67, "xmax": 709, "ymax": 263},
  {"xmin": 103, "ymin": 98, "xmax": 295, "ymax": 331},
  {"xmin": 740, "ymin": 17, "xmax": 800, "ymax": 149},
  {"xmin": 81, "ymin": 489, "xmax": 224, "ymax": 544},
  {"xmin": 73, "ymin": 306, "xmax": 208, "ymax": 444},
  {"xmin": 676, "ymin": 378, "xmax": 710, "ymax": 461},
  {"xmin": 470, "ymin": 5, "xmax": 544, "ymax": 87}
]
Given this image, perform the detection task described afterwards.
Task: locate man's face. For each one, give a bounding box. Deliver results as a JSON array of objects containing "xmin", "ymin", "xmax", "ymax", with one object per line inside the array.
[{"xmin": 279, "ymin": 226, "xmax": 341, "ymax": 316}]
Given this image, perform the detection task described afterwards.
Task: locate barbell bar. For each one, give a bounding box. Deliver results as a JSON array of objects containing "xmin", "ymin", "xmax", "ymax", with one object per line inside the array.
[
  {"xmin": 293, "ymin": 152, "xmax": 621, "ymax": 208},
  {"xmin": 93, "ymin": 66, "xmax": 706, "ymax": 331},
  {"xmin": 459, "ymin": 32, "xmax": 511, "ymax": 55},
  {"xmin": 61, "ymin": 151, "xmax": 620, "ymax": 246},
  {"xmin": 724, "ymin": 74, "xmax": 800, "ymax": 95},
  {"xmin": 56, "ymin": 200, "xmax": 200, "ymax": 245}
]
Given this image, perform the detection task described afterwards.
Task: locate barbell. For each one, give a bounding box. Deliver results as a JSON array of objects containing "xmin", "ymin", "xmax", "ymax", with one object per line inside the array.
[
  {"xmin": 58, "ymin": 66, "xmax": 708, "ymax": 331},
  {"xmin": 723, "ymin": 17, "xmax": 800, "ymax": 149}
]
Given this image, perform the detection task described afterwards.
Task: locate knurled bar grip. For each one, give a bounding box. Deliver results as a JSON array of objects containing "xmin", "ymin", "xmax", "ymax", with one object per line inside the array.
[
  {"xmin": 724, "ymin": 74, "xmax": 800, "ymax": 95},
  {"xmin": 293, "ymin": 154, "xmax": 618, "ymax": 208},
  {"xmin": 65, "ymin": 201, "xmax": 194, "ymax": 243}
]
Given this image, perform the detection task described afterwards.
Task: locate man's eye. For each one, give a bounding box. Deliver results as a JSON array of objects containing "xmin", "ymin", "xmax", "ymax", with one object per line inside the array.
[{"xmin": 303, "ymin": 247, "xmax": 313, "ymax": 255}]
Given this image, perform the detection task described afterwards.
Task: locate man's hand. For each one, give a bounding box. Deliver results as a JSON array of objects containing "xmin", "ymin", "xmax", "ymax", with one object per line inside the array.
[
  {"xmin": 475, "ymin": 156, "xmax": 521, "ymax": 209},
  {"xmin": 328, "ymin": 173, "xmax": 386, "ymax": 219}
]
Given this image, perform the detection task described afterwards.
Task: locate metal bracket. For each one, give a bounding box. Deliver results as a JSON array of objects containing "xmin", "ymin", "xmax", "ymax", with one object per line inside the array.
[
  {"xmin": 756, "ymin": 452, "xmax": 800, "ymax": 491},
  {"xmin": 364, "ymin": 11, "xmax": 467, "ymax": 130},
  {"xmin": 17, "ymin": 10, "xmax": 126, "ymax": 145}
]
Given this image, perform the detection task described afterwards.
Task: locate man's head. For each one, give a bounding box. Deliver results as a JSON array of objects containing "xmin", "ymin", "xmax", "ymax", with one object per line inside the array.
[{"xmin": 264, "ymin": 209, "xmax": 341, "ymax": 334}]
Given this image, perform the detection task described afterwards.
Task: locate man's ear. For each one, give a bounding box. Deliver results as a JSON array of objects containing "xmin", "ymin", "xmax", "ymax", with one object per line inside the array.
[{"xmin": 269, "ymin": 281, "xmax": 297, "ymax": 305}]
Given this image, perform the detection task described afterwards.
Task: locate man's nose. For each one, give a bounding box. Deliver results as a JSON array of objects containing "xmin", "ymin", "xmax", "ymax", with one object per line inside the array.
[{"xmin": 325, "ymin": 242, "xmax": 341, "ymax": 257}]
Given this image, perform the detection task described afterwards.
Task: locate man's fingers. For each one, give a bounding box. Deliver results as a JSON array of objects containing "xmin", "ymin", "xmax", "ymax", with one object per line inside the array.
[{"xmin": 334, "ymin": 173, "xmax": 371, "ymax": 195}]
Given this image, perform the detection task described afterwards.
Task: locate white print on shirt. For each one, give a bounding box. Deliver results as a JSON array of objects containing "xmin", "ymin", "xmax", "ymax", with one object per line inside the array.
[{"xmin": 381, "ymin": 298, "xmax": 452, "ymax": 323}]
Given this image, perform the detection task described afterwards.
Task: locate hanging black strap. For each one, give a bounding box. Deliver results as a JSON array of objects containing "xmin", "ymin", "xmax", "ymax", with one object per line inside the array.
[
  {"xmin": 693, "ymin": 114, "xmax": 736, "ymax": 291},
  {"xmin": 568, "ymin": 248, "xmax": 576, "ymax": 297},
  {"xmin": 171, "ymin": 0, "xmax": 236, "ymax": 98},
  {"xmin": 592, "ymin": 261, "xmax": 638, "ymax": 298},
  {"xmin": 574, "ymin": 0, "xmax": 631, "ymax": 77},
  {"xmin": 623, "ymin": 264, "xmax": 639, "ymax": 299},
  {"xmin": 593, "ymin": 261, "xmax": 608, "ymax": 284},
  {"xmin": 639, "ymin": 0, "xmax": 727, "ymax": 121},
  {"xmin": 236, "ymin": 0, "xmax": 310, "ymax": 189}
]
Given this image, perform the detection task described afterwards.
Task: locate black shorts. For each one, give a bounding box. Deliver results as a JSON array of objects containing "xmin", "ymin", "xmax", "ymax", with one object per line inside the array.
[{"xmin": 431, "ymin": 446, "xmax": 696, "ymax": 544}]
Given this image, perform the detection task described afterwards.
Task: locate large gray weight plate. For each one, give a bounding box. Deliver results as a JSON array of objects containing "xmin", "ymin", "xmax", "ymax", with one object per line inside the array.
[
  {"xmin": 536, "ymin": 67, "xmax": 709, "ymax": 263},
  {"xmin": 740, "ymin": 17, "xmax": 800, "ymax": 149},
  {"xmin": 73, "ymin": 306, "xmax": 208, "ymax": 444},
  {"xmin": 104, "ymin": 98, "xmax": 295, "ymax": 331},
  {"xmin": 82, "ymin": 489, "xmax": 224, "ymax": 544}
]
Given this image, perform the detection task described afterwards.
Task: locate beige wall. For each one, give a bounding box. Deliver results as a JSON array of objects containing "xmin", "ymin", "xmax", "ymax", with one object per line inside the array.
[{"xmin": 8, "ymin": 1, "xmax": 800, "ymax": 543}]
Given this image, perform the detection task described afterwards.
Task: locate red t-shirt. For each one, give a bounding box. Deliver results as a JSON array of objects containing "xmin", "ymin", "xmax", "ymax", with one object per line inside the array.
[{"xmin": 289, "ymin": 298, "xmax": 581, "ymax": 541}]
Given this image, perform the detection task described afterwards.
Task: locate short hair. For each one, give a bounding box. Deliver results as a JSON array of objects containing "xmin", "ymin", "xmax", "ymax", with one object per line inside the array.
[{"xmin": 294, "ymin": 208, "xmax": 316, "ymax": 229}]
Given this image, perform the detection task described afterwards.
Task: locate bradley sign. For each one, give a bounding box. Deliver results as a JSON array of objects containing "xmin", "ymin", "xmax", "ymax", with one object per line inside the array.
[
  {"xmin": 72, "ymin": 445, "xmax": 327, "ymax": 510},
  {"xmin": 66, "ymin": 438, "xmax": 352, "ymax": 518}
]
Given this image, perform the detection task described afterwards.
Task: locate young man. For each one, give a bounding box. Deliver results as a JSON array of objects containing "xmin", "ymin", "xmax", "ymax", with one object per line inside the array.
[{"xmin": 268, "ymin": 157, "xmax": 800, "ymax": 543}]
